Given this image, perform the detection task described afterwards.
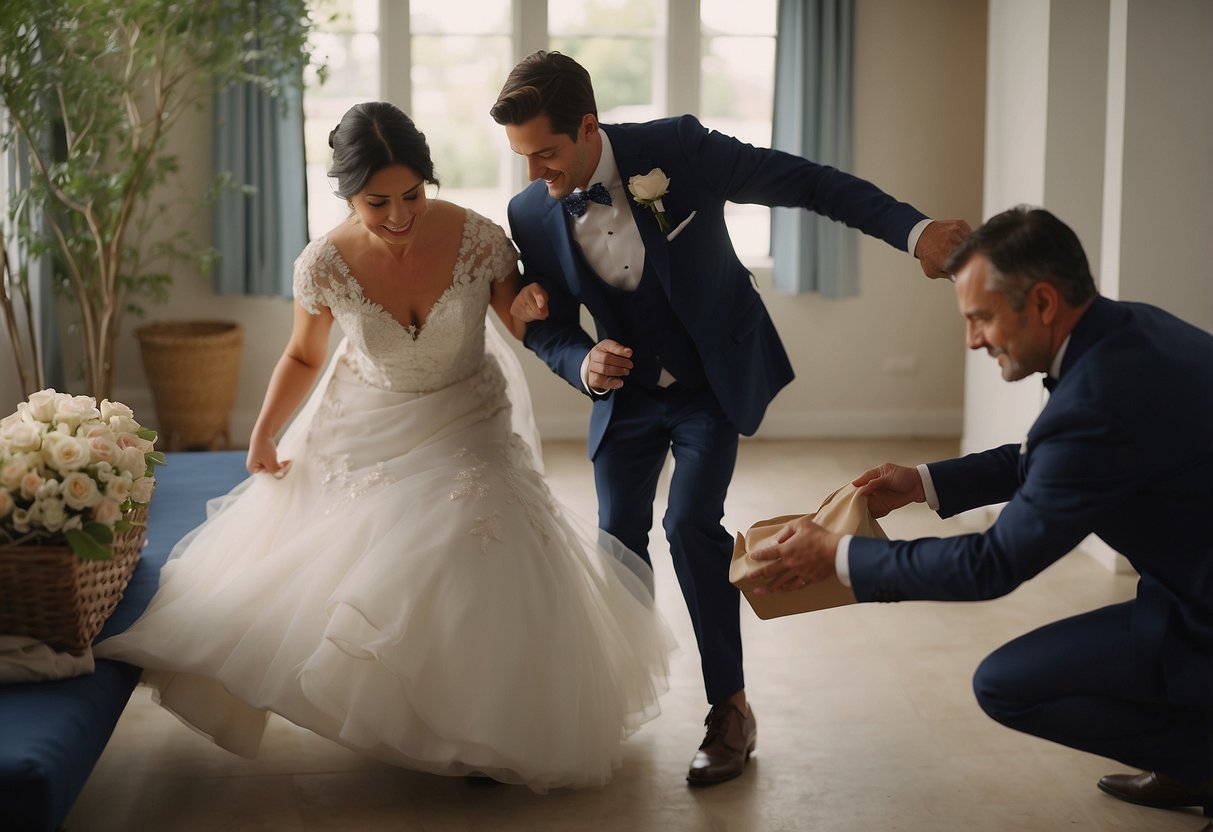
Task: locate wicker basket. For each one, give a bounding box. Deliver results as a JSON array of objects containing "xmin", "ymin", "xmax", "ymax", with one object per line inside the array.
[
  {"xmin": 0, "ymin": 507, "xmax": 148, "ymax": 655},
  {"xmin": 135, "ymin": 320, "xmax": 243, "ymax": 451}
]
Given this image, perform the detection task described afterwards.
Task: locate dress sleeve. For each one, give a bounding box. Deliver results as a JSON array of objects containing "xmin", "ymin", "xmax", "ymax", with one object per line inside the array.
[
  {"xmin": 292, "ymin": 240, "xmax": 327, "ymax": 315},
  {"xmin": 468, "ymin": 213, "xmax": 520, "ymax": 284}
]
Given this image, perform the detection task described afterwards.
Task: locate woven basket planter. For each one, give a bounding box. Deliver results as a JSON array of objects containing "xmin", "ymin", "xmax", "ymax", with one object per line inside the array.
[
  {"xmin": 0, "ymin": 506, "xmax": 149, "ymax": 655},
  {"xmin": 136, "ymin": 320, "xmax": 243, "ymax": 451}
]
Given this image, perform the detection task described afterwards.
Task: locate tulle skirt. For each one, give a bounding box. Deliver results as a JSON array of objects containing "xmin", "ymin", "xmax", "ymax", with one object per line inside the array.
[{"xmin": 95, "ymin": 344, "xmax": 673, "ymax": 792}]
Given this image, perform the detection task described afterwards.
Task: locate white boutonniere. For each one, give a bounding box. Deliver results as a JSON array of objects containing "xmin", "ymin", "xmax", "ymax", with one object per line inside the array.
[{"xmin": 628, "ymin": 168, "xmax": 671, "ymax": 234}]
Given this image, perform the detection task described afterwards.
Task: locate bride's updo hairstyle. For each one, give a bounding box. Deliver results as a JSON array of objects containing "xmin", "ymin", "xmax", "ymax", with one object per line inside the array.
[{"xmin": 327, "ymin": 102, "xmax": 439, "ymax": 199}]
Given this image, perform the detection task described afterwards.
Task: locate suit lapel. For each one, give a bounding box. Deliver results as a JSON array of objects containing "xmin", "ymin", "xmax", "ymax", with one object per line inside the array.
[
  {"xmin": 540, "ymin": 196, "xmax": 586, "ymax": 297},
  {"xmin": 603, "ymin": 125, "xmax": 672, "ymax": 296}
]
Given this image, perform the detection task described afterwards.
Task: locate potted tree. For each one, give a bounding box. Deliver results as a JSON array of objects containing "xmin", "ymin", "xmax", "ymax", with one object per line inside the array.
[{"xmin": 0, "ymin": 0, "xmax": 316, "ymax": 411}]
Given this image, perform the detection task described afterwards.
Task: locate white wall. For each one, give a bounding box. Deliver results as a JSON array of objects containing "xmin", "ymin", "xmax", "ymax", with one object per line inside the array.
[
  {"xmin": 1111, "ymin": 0, "xmax": 1213, "ymax": 330},
  {"xmin": 67, "ymin": 1, "xmax": 987, "ymax": 450},
  {"xmin": 974, "ymin": 0, "xmax": 1213, "ymax": 572}
]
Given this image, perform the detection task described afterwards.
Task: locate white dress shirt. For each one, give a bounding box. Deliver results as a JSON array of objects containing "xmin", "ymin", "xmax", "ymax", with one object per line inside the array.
[{"xmin": 571, "ymin": 132, "xmax": 676, "ymax": 391}]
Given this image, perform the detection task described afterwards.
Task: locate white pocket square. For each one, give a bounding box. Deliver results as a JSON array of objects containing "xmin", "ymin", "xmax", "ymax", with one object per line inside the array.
[{"xmin": 666, "ymin": 210, "xmax": 698, "ymax": 242}]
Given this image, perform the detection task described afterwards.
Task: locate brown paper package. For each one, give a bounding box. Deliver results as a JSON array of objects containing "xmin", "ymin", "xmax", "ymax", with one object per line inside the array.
[{"xmin": 729, "ymin": 483, "xmax": 886, "ymax": 620}]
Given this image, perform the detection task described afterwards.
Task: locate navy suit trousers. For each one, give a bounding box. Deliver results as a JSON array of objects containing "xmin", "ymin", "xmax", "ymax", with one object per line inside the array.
[
  {"xmin": 973, "ymin": 600, "xmax": 1213, "ymax": 783},
  {"xmin": 592, "ymin": 383, "xmax": 742, "ymax": 703}
]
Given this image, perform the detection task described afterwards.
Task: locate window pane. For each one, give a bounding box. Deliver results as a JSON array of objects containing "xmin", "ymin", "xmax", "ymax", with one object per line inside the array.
[
  {"xmin": 550, "ymin": 0, "xmax": 660, "ymax": 123},
  {"xmin": 701, "ymin": 0, "xmax": 776, "ymax": 36},
  {"xmin": 304, "ymin": 20, "xmax": 382, "ymax": 237},
  {"xmin": 311, "ymin": 0, "xmax": 379, "ymax": 33},
  {"xmin": 548, "ymin": 36, "xmax": 658, "ymax": 122},
  {"xmin": 410, "ymin": 34, "xmax": 513, "ymax": 226},
  {"xmin": 549, "ymin": 0, "xmax": 658, "ymax": 35},
  {"xmin": 700, "ymin": 0, "xmax": 776, "ymax": 261},
  {"xmin": 411, "ymin": 0, "xmax": 510, "ymax": 35}
]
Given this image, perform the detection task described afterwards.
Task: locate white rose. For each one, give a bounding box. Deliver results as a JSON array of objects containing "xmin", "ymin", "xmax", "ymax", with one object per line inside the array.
[
  {"xmin": 93, "ymin": 461, "xmax": 115, "ymax": 483},
  {"xmin": 36, "ymin": 477, "xmax": 61, "ymax": 500},
  {"xmin": 26, "ymin": 389, "xmax": 58, "ymax": 422},
  {"xmin": 100, "ymin": 399, "xmax": 135, "ymax": 422},
  {"xmin": 11, "ymin": 506, "xmax": 31, "ymax": 533},
  {"xmin": 0, "ymin": 489, "xmax": 13, "ymax": 518},
  {"xmin": 108, "ymin": 415, "xmax": 142, "ymax": 435},
  {"xmin": 2, "ymin": 421, "xmax": 43, "ymax": 453},
  {"xmin": 130, "ymin": 476, "xmax": 154, "ymax": 504},
  {"xmin": 0, "ymin": 458, "xmax": 29, "ymax": 491},
  {"xmin": 19, "ymin": 469, "xmax": 44, "ymax": 500},
  {"xmin": 43, "ymin": 432, "xmax": 90, "ymax": 472},
  {"xmin": 117, "ymin": 446, "xmax": 146, "ymax": 478},
  {"xmin": 0, "ymin": 411, "xmax": 21, "ymax": 431},
  {"xmin": 92, "ymin": 498, "xmax": 123, "ymax": 526},
  {"xmin": 115, "ymin": 433, "xmax": 155, "ymax": 455},
  {"xmin": 53, "ymin": 394, "xmax": 99, "ymax": 431},
  {"xmin": 61, "ymin": 471, "xmax": 102, "ymax": 510},
  {"xmin": 40, "ymin": 497, "xmax": 67, "ymax": 532},
  {"xmin": 63, "ymin": 514, "xmax": 83, "ymax": 532},
  {"xmin": 105, "ymin": 473, "xmax": 133, "ymax": 503},
  {"xmin": 628, "ymin": 168, "xmax": 670, "ymax": 201},
  {"xmin": 87, "ymin": 433, "xmax": 120, "ymax": 465}
]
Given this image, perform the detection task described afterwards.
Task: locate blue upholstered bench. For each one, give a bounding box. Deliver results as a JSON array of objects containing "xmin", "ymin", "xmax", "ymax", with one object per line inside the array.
[{"xmin": 0, "ymin": 451, "xmax": 248, "ymax": 832}]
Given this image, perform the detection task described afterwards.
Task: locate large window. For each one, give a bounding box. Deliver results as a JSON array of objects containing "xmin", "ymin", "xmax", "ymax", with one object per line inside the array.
[{"xmin": 304, "ymin": 0, "xmax": 776, "ymax": 259}]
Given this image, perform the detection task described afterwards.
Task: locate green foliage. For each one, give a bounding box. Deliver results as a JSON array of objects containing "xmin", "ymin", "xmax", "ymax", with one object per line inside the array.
[
  {"xmin": 65, "ymin": 522, "xmax": 114, "ymax": 561},
  {"xmin": 0, "ymin": 0, "xmax": 318, "ymax": 398}
]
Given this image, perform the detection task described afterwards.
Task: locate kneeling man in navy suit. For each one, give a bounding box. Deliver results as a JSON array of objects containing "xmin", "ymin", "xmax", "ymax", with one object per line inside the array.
[{"xmin": 750, "ymin": 206, "xmax": 1213, "ymax": 818}]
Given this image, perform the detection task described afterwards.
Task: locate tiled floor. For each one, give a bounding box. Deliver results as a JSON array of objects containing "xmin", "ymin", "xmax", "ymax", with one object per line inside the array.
[{"xmin": 65, "ymin": 439, "xmax": 1208, "ymax": 831}]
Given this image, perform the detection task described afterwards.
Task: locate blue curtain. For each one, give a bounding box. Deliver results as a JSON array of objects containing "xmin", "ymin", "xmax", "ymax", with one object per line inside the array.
[
  {"xmin": 212, "ymin": 76, "xmax": 308, "ymax": 297},
  {"xmin": 2, "ymin": 115, "xmax": 63, "ymax": 395},
  {"xmin": 770, "ymin": 0, "xmax": 857, "ymax": 296}
]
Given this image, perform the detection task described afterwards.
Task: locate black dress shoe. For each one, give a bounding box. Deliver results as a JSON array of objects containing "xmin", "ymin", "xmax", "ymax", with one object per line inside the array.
[
  {"xmin": 686, "ymin": 702, "xmax": 756, "ymax": 786},
  {"xmin": 1098, "ymin": 770, "xmax": 1213, "ymax": 817}
]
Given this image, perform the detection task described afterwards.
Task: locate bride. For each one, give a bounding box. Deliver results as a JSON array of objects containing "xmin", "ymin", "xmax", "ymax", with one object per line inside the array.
[{"xmin": 95, "ymin": 101, "xmax": 672, "ymax": 792}]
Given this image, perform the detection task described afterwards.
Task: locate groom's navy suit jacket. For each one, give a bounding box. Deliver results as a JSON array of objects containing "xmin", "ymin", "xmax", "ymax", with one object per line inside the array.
[
  {"xmin": 507, "ymin": 116, "xmax": 927, "ymax": 457},
  {"xmin": 849, "ymin": 296, "xmax": 1213, "ymax": 707}
]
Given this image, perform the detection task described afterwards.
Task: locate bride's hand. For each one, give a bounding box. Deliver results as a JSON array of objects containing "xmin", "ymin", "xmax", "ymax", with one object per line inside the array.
[
  {"xmin": 247, "ymin": 432, "xmax": 290, "ymax": 477},
  {"xmin": 510, "ymin": 282, "xmax": 549, "ymax": 323}
]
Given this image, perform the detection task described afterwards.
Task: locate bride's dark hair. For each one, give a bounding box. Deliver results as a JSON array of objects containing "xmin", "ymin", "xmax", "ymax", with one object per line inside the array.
[{"xmin": 327, "ymin": 102, "xmax": 439, "ymax": 199}]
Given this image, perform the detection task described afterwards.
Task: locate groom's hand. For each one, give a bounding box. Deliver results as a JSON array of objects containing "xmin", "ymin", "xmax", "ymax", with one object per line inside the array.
[
  {"xmin": 510, "ymin": 282, "xmax": 549, "ymax": 322},
  {"xmin": 915, "ymin": 218, "xmax": 971, "ymax": 279},
  {"xmin": 852, "ymin": 463, "xmax": 925, "ymax": 518},
  {"xmin": 588, "ymin": 340, "xmax": 633, "ymax": 391}
]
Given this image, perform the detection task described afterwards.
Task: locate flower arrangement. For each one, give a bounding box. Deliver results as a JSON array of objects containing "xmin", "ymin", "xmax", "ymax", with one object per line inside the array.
[
  {"xmin": 628, "ymin": 168, "xmax": 672, "ymax": 234},
  {"xmin": 0, "ymin": 389, "xmax": 164, "ymax": 560}
]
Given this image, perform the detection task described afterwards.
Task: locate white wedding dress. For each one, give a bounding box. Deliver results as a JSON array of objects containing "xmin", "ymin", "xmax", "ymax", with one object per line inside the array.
[{"xmin": 95, "ymin": 210, "xmax": 673, "ymax": 792}]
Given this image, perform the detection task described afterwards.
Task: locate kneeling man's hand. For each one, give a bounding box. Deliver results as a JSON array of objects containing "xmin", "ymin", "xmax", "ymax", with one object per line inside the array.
[
  {"xmin": 852, "ymin": 463, "xmax": 925, "ymax": 518},
  {"xmin": 747, "ymin": 517, "xmax": 841, "ymax": 594}
]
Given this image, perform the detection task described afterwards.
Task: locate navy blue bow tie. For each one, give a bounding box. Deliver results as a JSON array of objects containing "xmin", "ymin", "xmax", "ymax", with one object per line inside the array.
[{"xmin": 560, "ymin": 182, "xmax": 612, "ymax": 217}]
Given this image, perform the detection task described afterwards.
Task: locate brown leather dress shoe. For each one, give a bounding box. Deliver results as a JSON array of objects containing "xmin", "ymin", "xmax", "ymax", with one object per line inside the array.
[
  {"xmin": 686, "ymin": 702, "xmax": 756, "ymax": 785},
  {"xmin": 1098, "ymin": 770, "xmax": 1213, "ymax": 817}
]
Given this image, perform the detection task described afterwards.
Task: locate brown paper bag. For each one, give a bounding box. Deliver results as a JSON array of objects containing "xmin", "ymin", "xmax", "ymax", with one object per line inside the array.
[{"xmin": 729, "ymin": 483, "xmax": 886, "ymax": 619}]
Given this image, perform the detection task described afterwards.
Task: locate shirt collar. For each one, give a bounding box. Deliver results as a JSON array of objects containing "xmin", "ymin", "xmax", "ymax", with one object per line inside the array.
[
  {"xmin": 1048, "ymin": 335, "xmax": 1070, "ymax": 381},
  {"xmin": 580, "ymin": 130, "xmax": 620, "ymax": 193}
]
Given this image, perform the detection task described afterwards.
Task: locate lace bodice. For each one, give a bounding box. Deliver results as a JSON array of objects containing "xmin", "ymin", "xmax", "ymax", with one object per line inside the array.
[{"xmin": 293, "ymin": 210, "xmax": 517, "ymax": 392}]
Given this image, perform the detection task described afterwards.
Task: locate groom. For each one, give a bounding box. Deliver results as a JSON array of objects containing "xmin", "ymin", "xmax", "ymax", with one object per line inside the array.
[{"xmin": 490, "ymin": 50, "xmax": 969, "ymax": 785}]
